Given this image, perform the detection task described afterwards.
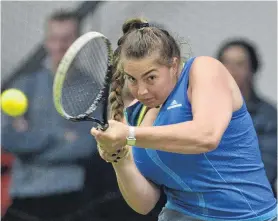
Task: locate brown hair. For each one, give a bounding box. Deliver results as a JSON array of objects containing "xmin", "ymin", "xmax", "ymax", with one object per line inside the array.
[{"xmin": 109, "ymin": 18, "xmax": 181, "ymax": 122}]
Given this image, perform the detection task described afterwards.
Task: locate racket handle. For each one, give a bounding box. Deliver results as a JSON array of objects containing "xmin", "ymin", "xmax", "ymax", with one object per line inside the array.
[
  {"xmin": 73, "ymin": 116, "xmax": 109, "ymax": 131},
  {"xmin": 97, "ymin": 123, "xmax": 109, "ymax": 131}
]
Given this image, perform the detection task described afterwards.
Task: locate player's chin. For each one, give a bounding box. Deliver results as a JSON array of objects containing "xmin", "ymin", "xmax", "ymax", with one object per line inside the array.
[{"xmin": 141, "ymin": 99, "xmax": 161, "ymax": 108}]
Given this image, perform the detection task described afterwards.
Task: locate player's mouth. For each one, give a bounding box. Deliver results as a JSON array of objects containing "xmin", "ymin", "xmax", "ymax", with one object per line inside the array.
[{"xmin": 141, "ymin": 97, "xmax": 154, "ymax": 103}]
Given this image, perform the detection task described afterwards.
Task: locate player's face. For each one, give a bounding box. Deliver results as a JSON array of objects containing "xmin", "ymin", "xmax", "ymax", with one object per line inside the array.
[
  {"xmin": 45, "ymin": 19, "xmax": 78, "ymax": 70},
  {"xmin": 220, "ymin": 46, "xmax": 252, "ymax": 91},
  {"xmin": 123, "ymin": 55, "xmax": 179, "ymax": 108}
]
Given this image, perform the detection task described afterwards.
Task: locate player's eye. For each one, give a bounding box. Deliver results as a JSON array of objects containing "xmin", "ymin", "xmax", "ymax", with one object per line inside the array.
[
  {"xmin": 146, "ymin": 75, "xmax": 157, "ymax": 84},
  {"xmin": 127, "ymin": 76, "xmax": 137, "ymax": 84},
  {"xmin": 148, "ymin": 75, "xmax": 156, "ymax": 81}
]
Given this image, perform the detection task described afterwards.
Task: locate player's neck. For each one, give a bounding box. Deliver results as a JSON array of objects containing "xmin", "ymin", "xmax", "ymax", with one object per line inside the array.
[{"xmin": 175, "ymin": 62, "xmax": 185, "ymax": 81}]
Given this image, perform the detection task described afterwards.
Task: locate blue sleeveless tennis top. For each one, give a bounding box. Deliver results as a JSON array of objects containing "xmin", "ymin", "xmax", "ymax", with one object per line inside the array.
[{"xmin": 125, "ymin": 57, "xmax": 277, "ymax": 221}]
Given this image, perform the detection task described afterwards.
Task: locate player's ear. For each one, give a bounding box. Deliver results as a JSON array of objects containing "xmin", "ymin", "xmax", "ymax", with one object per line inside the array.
[{"xmin": 170, "ymin": 57, "xmax": 179, "ymax": 77}]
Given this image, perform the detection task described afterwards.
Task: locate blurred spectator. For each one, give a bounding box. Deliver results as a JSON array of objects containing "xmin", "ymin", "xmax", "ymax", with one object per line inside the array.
[
  {"xmin": 1, "ymin": 10, "xmax": 162, "ymax": 221},
  {"xmin": 1, "ymin": 10, "xmax": 98, "ymax": 221},
  {"xmin": 216, "ymin": 38, "xmax": 277, "ymax": 196}
]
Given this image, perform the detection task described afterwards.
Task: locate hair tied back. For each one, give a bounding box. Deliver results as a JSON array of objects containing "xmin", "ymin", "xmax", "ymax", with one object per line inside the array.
[{"xmin": 134, "ymin": 22, "xmax": 149, "ymax": 29}]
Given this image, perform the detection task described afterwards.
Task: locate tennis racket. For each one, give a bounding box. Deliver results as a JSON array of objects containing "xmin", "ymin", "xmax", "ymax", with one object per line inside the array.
[{"xmin": 53, "ymin": 32, "xmax": 113, "ymax": 130}]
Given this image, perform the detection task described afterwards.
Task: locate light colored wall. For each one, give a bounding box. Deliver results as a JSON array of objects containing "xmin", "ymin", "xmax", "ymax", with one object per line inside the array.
[
  {"xmin": 2, "ymin": 1, "xmax": 277, "ymax": 104},
  {"xmin": 1, "ymin": 1, "xmax": 80, "ymax": 82},
  {"xmin": 84, "ymin": 1, "xmax": 277, "ymax": 104}
]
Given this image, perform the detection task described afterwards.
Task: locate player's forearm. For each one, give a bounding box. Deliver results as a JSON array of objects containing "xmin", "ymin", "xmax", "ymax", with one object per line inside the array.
[
  {"xmin": 134, "ymin": 121, "xmax": 220, "ymax": 154},
  {"xmin": 112, "ymin": 154, "xmax": 160, "ymax": 215}
]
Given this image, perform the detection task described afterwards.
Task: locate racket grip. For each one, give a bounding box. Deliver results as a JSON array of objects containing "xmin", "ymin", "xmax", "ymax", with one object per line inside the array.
[{"xmin": 97, "ymin": 123, "xmax": 109, "ymax": 131}]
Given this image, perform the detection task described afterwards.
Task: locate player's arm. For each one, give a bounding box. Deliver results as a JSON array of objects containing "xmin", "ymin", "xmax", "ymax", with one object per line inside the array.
[
  {"xmin": 134, "ymin": 56, "xmax": 233, "ymax": 154},
  {"xmin": 104, "ymin": 100, "xmax": 160, "ymax": 215},
  {"xmin": 112, "ymin": 151, "xmax": 161, "ymax": 215}
]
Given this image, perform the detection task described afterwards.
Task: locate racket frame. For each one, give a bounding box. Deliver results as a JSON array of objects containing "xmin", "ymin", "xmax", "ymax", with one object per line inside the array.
[{"xmin": 53, "ymin": 32, "xmax": 113, "ymax": 130}]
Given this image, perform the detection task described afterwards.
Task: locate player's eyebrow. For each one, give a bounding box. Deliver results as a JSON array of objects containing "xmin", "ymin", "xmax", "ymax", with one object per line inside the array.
[{"xmin": 124, "ymin": 68, "xmax": 156, "ymax": 79}]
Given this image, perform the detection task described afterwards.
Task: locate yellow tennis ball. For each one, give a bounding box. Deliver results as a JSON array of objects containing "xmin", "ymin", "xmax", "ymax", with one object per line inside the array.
[{"xmin": 1, "ymin": 88, "xmax": 28, "ymax": 117}]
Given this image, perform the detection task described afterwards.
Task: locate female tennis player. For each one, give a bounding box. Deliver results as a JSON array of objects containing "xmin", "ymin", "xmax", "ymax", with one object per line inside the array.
[{"xmin": 91, "ymin": 18, "xmax": 277, "ymax": 221}]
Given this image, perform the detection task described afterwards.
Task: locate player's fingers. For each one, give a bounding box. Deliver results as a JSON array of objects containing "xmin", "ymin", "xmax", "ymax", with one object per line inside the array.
[
  {"xmin": 97, "ymin": 145, "xmax": 109, "ymax": 163},
  {"xmin": 90, "ymin": 127, "xmax": 101, "ymax": 138},
  {"xmin": 108, "ymin": 119, "xmax": 117, "ymax": 124}
]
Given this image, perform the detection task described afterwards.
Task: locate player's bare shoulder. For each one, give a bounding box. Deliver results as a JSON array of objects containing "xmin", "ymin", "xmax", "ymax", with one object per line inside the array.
[{"xmin": 188, "ymin": 56, "xmax": 243, "ymax": 111}]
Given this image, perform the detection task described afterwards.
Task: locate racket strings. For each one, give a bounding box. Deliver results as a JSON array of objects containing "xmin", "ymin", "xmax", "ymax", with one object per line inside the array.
[{"xmin": 61, "ymin": 37, "xmax": 109, "ymax": 117}]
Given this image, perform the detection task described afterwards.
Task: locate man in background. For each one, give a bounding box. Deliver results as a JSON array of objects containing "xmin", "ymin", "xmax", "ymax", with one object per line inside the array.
[
  {"xmin": 216, "ymin": 38, "xmax": 277, "ymax": 197},
  {"xmin": 1, "ymin": 10, "xmax": 99, "ymax": 221},
  {"xmin": 2, "ymin": 10, "xmax": 162, "ymax": 221}
]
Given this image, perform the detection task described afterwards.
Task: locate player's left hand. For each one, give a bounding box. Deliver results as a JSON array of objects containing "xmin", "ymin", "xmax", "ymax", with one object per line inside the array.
[{"xmin": 91, "ymin": 120, "xmax": 128, "ymax": 153}]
